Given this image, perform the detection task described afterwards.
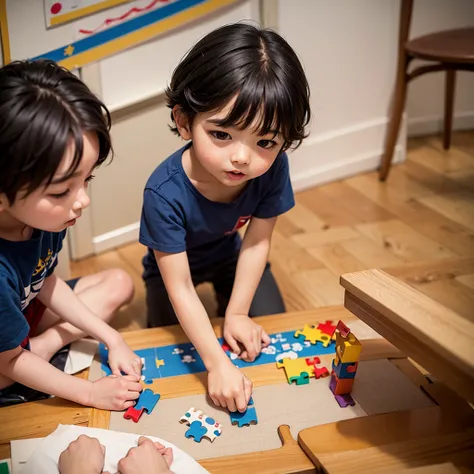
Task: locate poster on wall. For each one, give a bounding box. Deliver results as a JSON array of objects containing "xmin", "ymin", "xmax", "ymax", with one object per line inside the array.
[
  {"xmin": 0, "ymin": 0, "xmax": 240, "ymax": 69},
  {"xmin": 45, "ymin": 0, "xmax": 133, "ymax": 28}
]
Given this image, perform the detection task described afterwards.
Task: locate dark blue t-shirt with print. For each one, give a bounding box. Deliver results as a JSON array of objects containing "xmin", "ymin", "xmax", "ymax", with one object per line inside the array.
[
  {"xmin": 139, "ymin": 143, "xmax": 295, "ymax": 279},
  {"xmin": 0, "ymin": 230, "xmax": 65, "ymax": 352}
]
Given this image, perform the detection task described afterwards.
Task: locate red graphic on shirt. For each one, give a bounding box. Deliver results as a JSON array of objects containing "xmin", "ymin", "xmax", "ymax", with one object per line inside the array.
[{"xmin": 225, "ymin": 216, "xmax": 251, "ymax": 235}]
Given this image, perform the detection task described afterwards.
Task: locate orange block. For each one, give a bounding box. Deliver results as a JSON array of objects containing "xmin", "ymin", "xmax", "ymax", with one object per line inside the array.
[{"xmin": 331, "ymin": 373, "xmax": 354, "ymax": 395}]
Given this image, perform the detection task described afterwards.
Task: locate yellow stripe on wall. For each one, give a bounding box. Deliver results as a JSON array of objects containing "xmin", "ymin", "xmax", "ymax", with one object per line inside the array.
[
  {"xmin": 58, "ymin": 0, "xmax": 238, "ymax": 69},
  {"xmin": 0, "ymin": 0, "xmax": 11, "ymax": 64},
  {"xmin": 50, "ymin": 0, "xmax": 132, "ymax": 26}
]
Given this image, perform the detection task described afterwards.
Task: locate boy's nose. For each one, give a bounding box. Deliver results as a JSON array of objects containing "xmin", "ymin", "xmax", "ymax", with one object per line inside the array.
[{"xmin": 231, "ymin": 145, "xmax": 250, "ymax": 165}]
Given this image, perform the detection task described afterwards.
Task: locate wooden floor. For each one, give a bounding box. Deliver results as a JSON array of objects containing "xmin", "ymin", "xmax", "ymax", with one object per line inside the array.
[{"xmin": 70, "ymin": 132, "xmax": 474, "ymax": 331}]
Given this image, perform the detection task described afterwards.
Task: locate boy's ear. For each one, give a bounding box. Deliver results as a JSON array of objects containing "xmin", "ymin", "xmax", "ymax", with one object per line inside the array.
[
  {"xmin": 172, "ymin": 105, "xmax": 192, "ymax": 140},
  {"xmin": 0, "ymin": 194, "xmax": 8, "ymax": 212}
]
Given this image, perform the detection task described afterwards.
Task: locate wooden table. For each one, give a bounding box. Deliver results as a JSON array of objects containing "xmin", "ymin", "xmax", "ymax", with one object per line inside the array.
[
  {"xmin": 2, "ymin": 257, "xmax": 473, "ymax": 473},
  {"xmin": 1, "ymin": 307, "xmax": 404, "ymax": 473},
  {"xmin": 296, "ymin": 257, "xmax": 474, "ymax": 473},
  {"xmin": 340, "ymin": 258, "xmax": 474, "ymax": 403}
]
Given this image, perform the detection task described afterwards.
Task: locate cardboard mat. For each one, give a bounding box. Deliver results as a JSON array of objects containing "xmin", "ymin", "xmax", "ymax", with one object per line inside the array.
[{"xmin": 107, "ymin": 359, "xmax": 434, "ymax": 460}]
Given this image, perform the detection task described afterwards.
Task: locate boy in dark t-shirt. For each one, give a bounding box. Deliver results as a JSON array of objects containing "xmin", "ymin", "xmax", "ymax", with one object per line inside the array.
[
  {"xmin": 0, "ymin": 60, "xmax": 142, "ymax": 409},
  {"xmin": 140, "ymin": 24, "xmax": 311, "ymax": 413}
]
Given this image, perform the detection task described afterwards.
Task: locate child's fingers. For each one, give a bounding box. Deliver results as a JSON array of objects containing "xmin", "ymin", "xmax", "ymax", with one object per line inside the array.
[
  {"xmin": 261, "ymin": 330, "xmax": 271, "ymax": 347},
  {"xmin": 163, "ymin": 447, "xmax": 174, "ymax": 466},
  {"xmin": 225, "ymin": 335, "xmax": 241, "ymax": 355}
]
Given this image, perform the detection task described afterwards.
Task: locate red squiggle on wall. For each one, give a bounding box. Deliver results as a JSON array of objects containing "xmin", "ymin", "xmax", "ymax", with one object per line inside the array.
[{"xmin": 79, "ymin": 0, "xmax": 170, "ymax": 35}]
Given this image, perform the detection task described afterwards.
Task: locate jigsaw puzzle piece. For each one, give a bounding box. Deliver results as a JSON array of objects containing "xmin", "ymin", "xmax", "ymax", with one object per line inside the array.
[
  {"xmin": 230, "ymin": 397, "xmax": 258, "ymax": 427},
  {"xmin": 317, "ymin": 320, "xmax": 337, "ymax": 338},
  {"xmin": 180, "ymin": 408, "xmax": 222, "ymax": 443},
  {"xmin": 277, "ymin": 357, "xmax": 316, "ymax": 385},
  {"xmin": 294, "ymin": 324, "xmax": 332, "ymax": 347},
  {"xmin": 335, "ymin": 393, "xmax": 355, "ymax": 408},
  {"xmin": 135, "ymin": 389, "xmax": 160, "ymax": 414},
  {"xmin": 123, "ymin": 406, "xmax": 145, "ymax": 423},
  {"xmin": 289, "ymin": 372, "xmax": 310, "ymax": 385},
  {"xmin": 185, "ymin": 420, "xmax": 208, "ymax": 442}
]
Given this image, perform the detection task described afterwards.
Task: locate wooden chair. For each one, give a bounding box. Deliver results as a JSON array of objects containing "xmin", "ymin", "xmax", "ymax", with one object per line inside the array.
[{"xmin": 379, "ymin": 0, "xmax": 474, "ymax": 181}]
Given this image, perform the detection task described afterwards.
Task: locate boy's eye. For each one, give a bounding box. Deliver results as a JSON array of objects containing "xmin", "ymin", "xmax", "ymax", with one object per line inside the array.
[
  {"xmin": 50, "ymin": 190, "xmax": 70, "ymax": 199},
  {"xmin": 85, "ymin": 174, "xmax": 95, "ymax": 185},
  {"xmin": 210, "ymin": 131, "xmax": 231, "ymax": 140},
  {"xmin": 258, "ymin": 139, "xmax": 277, "ymax": 149}
]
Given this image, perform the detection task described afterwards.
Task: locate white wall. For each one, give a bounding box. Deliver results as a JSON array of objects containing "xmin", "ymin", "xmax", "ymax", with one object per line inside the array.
[
  {"xmin": 407, "ymin": 0, "xmax": 474, "ymax": 136},
  {"xmin": 278, "ymin": 0, "xmax": 474, "ymax": 191}
]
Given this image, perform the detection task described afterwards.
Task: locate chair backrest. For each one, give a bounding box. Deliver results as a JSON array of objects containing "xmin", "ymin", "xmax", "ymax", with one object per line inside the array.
[{"xmin": 399, "ymin": 0, "xmax": 414, "ymax": 48}]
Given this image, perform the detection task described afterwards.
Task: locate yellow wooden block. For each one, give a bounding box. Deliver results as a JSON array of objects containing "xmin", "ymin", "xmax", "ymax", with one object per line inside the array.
[{"xmin": 336, "ymin": 331, "xmax": 362, "ymax": 363}]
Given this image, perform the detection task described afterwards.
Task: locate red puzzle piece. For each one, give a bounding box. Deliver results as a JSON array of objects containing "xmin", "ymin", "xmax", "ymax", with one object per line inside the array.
[
  {"xmin": 124, "ymin": 406, "xmax": 145, "ymax": 423},
  {"xmin": 317, "ymin": 320, "xmax": 337, "ymax": 337},
  {"xmin": 221, "ymin": 342, "xmax": 231, "ymax": 352},
  {"xmin": 305, "ymin": 356, "xmax": 329, "ymax": 379}
]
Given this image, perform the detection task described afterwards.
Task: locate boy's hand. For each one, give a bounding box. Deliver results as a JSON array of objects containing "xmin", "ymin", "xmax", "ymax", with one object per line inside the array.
[
  {"xmin": 117, "ymin": 436, "xmax": 173, "ymax": 474},
  {"xmin": 224, "ymin": 314, "xmax": 270, "ymax": 362},
  {"xmin": 88, "ymin": 375, "xmax": 142, "ymax": 410},
  {"xmin": 208, "ymin": 359, "xmax": 252, "ymax": 412},
  {"xmin": 107, "ymin": 338, "xmax": 142, "ymax": 380},
  {"xmin": 58, "ymin": 435, "xmax": 105, "ymax": 474}
]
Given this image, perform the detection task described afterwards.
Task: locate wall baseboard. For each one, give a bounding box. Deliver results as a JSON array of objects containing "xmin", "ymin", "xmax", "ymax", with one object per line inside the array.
[
  {"xmin": 290, "ymin": 116, "xmax": 406, "ymax": 192},
  {"xmin": 92, "ymin": 222, "xmax": 140, "ymax": 255},
  {"xmin": 408, "ymin": 111, "xmax": 474, "ymax": 137}
]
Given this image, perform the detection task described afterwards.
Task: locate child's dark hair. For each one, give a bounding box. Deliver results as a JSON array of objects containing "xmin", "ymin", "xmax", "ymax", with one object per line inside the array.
[
  {"xmin": 166, "ymin": 23, "xmax": 310, "ymax": 151},
  {"xmin": 0, "ymin": 59, "xmax": 112, "ymax": 204}
]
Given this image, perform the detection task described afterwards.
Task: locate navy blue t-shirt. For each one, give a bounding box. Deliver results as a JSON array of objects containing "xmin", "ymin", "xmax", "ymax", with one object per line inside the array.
[
  {"xmin": 140, "ymin": 143, "xmax": 295, "ymax": 279},
  {"xmin": 0, "ymin": 230, "xmax": 65, "ymax": 352}
]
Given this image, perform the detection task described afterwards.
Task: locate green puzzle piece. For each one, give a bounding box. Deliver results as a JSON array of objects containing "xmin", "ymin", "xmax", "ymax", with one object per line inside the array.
[
  {"xmin": 289, "ymin": 371, "xmax": 310, "ymax": 385},
  {"xmin": 0, "ymin": 460, "xmax": 10, "ymax": 474}
]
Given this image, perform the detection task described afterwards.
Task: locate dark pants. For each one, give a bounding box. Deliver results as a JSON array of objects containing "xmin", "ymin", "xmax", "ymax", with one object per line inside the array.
[{"xmin": 146, "ymin": 256, "xmax": 285, "ymax": 327}]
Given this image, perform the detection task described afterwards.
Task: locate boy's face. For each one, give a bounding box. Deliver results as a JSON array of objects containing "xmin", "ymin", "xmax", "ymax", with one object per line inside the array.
[
  {"xmin": 175, "ymin": 101, "xmax": 283, "ymax": 188},
  {"xmin": 0, "ymin": 132, "xmax": 99, "ymax": 234}
]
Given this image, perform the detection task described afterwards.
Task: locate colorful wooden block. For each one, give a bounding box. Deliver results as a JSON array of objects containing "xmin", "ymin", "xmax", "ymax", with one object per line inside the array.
[
  {"xmin": 336, "ymin": 331, "xmax": 362, "ymax": 363},
  {"xmin": 329, "ymin": 373, "xmax": 354, "ymax": 395},
  {"xmin": 332, "ymin": 358, "xmax": 358, "ymax": 379}
]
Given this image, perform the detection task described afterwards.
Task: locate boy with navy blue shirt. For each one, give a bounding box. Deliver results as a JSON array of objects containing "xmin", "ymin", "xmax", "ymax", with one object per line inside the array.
[
  {"xmin": 0, "ymin": 59, "xmax": 142, "ymax": 409},
  {"xmin": 140, "ymin": 23, "xmax": 310, "ymax": 413}
]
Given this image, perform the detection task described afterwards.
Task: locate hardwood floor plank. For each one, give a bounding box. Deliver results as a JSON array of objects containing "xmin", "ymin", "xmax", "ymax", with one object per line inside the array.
[{"xmin": 356, "ymin": 220, "xmax": 456, "ymax": 263}]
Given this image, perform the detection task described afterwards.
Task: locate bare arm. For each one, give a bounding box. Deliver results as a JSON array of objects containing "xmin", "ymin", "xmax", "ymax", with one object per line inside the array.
[
  {"xmin": 38, "ymin": 274, "xmax": 141, "ymax": 378},
  {"xmin": 223, "ymin": 217, "xmax": 275, "ymax": 361},
  {"xmin": 155, "ymin": 250, "xmax": 252, "ymax": 411},
  {"xmin": 0, "ymin": 346, "xmax": 142, "ymax": 409}
]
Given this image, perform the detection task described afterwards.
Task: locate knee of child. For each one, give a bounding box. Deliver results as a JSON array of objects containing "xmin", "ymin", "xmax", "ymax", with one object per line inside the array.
[{"xmin": 104, "ymin": 269, "xmax": 134, "ymax": 308}]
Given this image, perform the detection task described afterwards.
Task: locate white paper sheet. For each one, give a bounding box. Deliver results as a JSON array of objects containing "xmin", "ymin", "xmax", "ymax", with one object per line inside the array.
[
  {"xmin": 10, "ymin": 438, "xmax": 43, "ymax": 474},
  {"xmin": 18, "ymin": 425, "xmax": 208, "ymax": 474},
  {"xmin": 64, "ymin": 339, "xmax": 98, "ymax": 375}
]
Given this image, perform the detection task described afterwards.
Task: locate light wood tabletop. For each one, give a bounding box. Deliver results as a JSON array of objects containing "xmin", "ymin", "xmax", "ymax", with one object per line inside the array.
[
  {"xmin": 1, "ymin": 307, "xmax": 403, "ymax": 473},
  {"xmin": 340, "ymin": 259, "xmax": 474, "ymax": 404}
]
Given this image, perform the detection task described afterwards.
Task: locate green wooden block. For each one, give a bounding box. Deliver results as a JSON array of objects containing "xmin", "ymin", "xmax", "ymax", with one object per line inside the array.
[{"xmin": 0, "ymin": 460, "xmax": 10, "ymax": 474}]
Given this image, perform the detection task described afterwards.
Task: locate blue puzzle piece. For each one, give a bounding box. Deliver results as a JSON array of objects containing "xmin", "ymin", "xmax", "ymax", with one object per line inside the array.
[
  {"xmin": 185, "ymin": 420, "xmax": 208, "ymax": 443},
  {"xmin": 135, "ymin": 389, "xmax": 160, "ymax": 414},
  {"xmin": 230, "ymin": 397, "xmax": 258, "ymax": 427}
]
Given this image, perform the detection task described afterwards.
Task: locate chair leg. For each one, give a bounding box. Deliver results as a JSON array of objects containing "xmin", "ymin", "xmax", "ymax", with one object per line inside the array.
[
  {"xmin": 379, "ymin": 55, "xmax": 410, "ymax": 181},
  {"xmin": 443, "ymin": 70, "xmax": 456, "ymax": 150}
]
